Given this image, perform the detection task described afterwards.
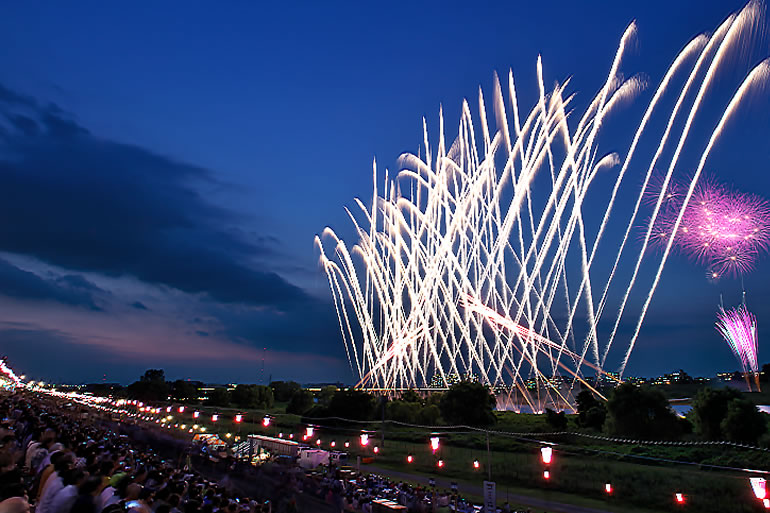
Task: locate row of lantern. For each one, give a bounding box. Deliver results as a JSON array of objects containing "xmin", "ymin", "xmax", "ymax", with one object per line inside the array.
[
  {"xmin": 539, "ymin": 446, "xmax": 770, "ymax": 509},
  {"xmin": 131, "ymin": 410, "xmax": 770, "ymax": 510},
  {"xmin": 45, "ymin": 391, "xmax": 770, "ymax": 510}
]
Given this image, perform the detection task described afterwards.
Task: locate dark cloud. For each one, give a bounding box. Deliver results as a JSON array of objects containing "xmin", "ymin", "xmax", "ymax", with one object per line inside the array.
[
  {"xmin": 211, "ymin": 300, "xmax": 345, "ymax": 358},
  {"xmin": 130, "ymin": 301, "xmax": 148, "ymax": 310},
  {"xmin": 0, "ymin": 83, "xmax": 308, "ymax": 309},
  {"xmin": 0, "ymin": 258, "xmax": 104, "ymax": 310}
]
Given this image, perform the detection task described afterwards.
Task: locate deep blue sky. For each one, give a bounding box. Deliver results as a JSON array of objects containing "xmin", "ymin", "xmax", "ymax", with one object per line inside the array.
[{"xmin": 0, "ymin": 1, "xmax": 768, "ymax": 384}]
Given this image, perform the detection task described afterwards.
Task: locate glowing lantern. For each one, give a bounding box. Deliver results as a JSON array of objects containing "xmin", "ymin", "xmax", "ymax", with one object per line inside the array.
[
  {"xmin": 675, "ymin": 493, "xmax": 685, "ymax": 504},
  {"xmin": 306, "ymin": 427, "xmax": 314, "ymax": 438},
  {"xmin": 540, "ymin": 447, "xmax": 553, "ymax": 464},
  {"xmin": 373, "ymin": 446, "xmax": 379, "ymax": 454},
  {"xmin": 211, "ymin": 414, "xmax": 219, "ymax": 422},
  {"xmin": 289, "ymin": 434, "xmax": 294, "ymax": 439},
  {"xmin": 430, "ymin": 436, "xmax": 440, "ymax": 452},
  {"xmin": 751, "ymin": 478, "xmax": 768, "ymax": 500},
  {"xmin": 262, "ymin": 416, "xmax": 271, "ymax": 427},
  {"xmin": 166, "ymin": 406, "xmax": 172, "ymax": 413},
  {"xmin": 234, "ymin": 414, "xmax": 243, "ymax": 423},
  {"xmin": 543, "ymin": 470, "xmax": 550, "ymax": 480},
  {"xmin": 330, "ymin": 441, "xmax": 336, "ymax": 448},
  {"xmin": 193, "ymin": 411, "xmax": 200, "ymax": 419},
  {"xmin": 473, "ymin": 460, "xmax": 480, "ymax": 469},
  {"xmin": 279, "ymin": 433, "xmax": 284, "ymax": 438},
  {"xmin": 316, "ymin": 439, "xmax": 321, "ymax": 446},
  {"xmin": 344, "ymin": 440, "xmax": 350, "ymax": 448},
  {"xmin": 605, "ymin": 483, "xmax": 612, "ymax": 494},
  {"xmin": 360, "ymin": 433, "xmax": 369, "ymax": 446},
  {"xmin": 178, "ymin": 406, "xmax": 185, "ymax": 413},
  {"xmin": 763, "ymin": 498, "xmax": 770, "ymax": 509},
  {"xmin": 407, "ymin": 454, "xmax": 413, "ymax": 463},
  {"xmin": 437, "ymin": 460, "xmax": 444, "ymax": 468}
]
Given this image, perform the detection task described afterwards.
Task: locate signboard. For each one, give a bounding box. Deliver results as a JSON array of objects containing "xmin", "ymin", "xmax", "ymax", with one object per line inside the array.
[{"xmin": 483, "ymin": 480, "xmax": 496, "ymax": 513}]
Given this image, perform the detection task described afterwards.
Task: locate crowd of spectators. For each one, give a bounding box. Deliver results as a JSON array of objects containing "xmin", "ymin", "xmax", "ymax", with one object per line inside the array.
[
  {"xmin": 0, "ymin": 390, "xmax": 541, "ymax": 513},
  {"xmin": 0, "ymin": 392, "xmax": 276, "ymax": 513}
]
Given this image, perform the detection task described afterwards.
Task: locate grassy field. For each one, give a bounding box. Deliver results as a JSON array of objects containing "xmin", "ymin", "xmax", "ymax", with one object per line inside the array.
[{"xmin": 152, "ymin": 405, "xmax": 769, "ymax": 513}]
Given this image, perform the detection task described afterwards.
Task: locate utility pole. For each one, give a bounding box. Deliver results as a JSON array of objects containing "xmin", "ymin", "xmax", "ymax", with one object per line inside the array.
[{"xmin": 486, "ymin": 431, "xmax": 492, "ymax": 481}]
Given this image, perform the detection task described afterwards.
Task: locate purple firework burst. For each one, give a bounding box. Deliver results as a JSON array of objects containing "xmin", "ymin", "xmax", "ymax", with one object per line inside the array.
[{"xmin": 649, "ymin": 178, "xmax": 770, "ymax": 277}]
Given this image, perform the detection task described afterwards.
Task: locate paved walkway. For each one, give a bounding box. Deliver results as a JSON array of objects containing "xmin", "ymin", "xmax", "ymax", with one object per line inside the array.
[{"xmin": 360, "ymin": 464, "xmax": 614, "ymax": 513}]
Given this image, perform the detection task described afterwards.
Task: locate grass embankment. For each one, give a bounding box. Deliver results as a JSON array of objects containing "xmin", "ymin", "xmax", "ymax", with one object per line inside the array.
[{"xmin": 151, "ymin": 406, "xmax": 768, "ymax": 513}]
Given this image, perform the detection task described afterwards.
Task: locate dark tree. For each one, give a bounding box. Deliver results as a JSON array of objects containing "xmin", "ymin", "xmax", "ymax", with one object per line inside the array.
[
  {"xmin": 327, "ymin": 389, "xmax": 377, "ymax": 421},
  {"xmin": 416, "ymin": 404, "xmax": 442, "ymax": 425},
  {"xmin": 231, "ymin": 384, "xmax": 273, "ymax": 409},
  {"xmin": 545, "ymin": 408, "xmax": 568, "ymax": 430},
  {"xmin": 170, "ymin": 380, "xmax": 199, "ymax": 403},
  {"xmin": 205, "ymin": 387, "xmax": 231, "ymax": 407},
  {"xmin": 286, "ymin": 389, "xmax": 314, "ymax": 415},
  {"xmin": 270, "ymin": 381, "xmax": 302, "ymax": 402},
  {"xmin": 690, "ymin": 387, "xmax": 742, "ymax": 440},
  {"xmin": 318, "ymin": 385, "xmax": 337, "ymax": 406},
  {"xmin": 439, "ymin": 381, "xmax": 496, "ymax": 426},
  {"xmin": 721, "ymin": 398, "xmax": 767, "ymax": 444},
  {"xmin": 386, "ymin": 400, "xmax": 420, "ymax": 423},
  {"xmin": 575, "ymin": 390, "xmax": 606, "ymax": 430},
  {"xmin": 399, "ymin": 389, "xmax": 422, "ymax": 404},
  {"xmin": 761, "ymin": 363, "xmax": 770, "ymax": 383},
  {"xmin": 126, "ymin": 369, "xmax": 170, "ymax": 402},
  {"xmin": 604, "ymin": 383, "xmax": 681, "ymax": 439}
]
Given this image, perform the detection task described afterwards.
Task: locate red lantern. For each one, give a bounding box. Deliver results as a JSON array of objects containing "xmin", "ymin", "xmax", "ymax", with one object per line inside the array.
[
  {"xmin": 406, "ymin": 454, "xmax": 413, "ymax": 463},
  {"xmin": 540, "ymin": 446, "xmax": 553, "ymax": 464},
  {"xmin": 675, "ymin": 493, "xmax": 685, "ymax": 504}
]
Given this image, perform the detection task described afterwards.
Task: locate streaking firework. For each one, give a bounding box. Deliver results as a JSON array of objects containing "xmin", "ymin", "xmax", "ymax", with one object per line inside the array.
[
  {"xmin": 716, "ymin": 303, "xmax": 760, "ymax": 391},
  {"xmin": 650, "ymin": 178, "xmax": 770, "ymax": 277},
  {"xmin": 315, "ymin": 3, "xmax": 770, "ymax": 410}
]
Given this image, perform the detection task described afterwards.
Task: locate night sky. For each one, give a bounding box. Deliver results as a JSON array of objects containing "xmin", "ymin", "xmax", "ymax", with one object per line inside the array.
[{"xmin": 0, "ymin": 1, "xmax": 769, "ymax": 385}]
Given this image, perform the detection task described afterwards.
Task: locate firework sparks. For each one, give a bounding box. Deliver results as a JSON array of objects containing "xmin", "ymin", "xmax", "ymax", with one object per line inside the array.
[
  {"xmin": 315, "ymin": 3, "xmax": 768, "ymax": 410},
  {"xmin": 716, "ymin": 303, "xmax": 760, "ymax": 391},
  {"xmin": 650, "ymin": 178, "xmax": 770, "ymax": 276}
]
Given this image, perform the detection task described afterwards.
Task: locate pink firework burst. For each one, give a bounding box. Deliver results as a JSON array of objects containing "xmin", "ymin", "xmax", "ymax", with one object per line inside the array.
[
  {"xmin": 649, "ymin": 178, "xmax": 770, "ymax": 276},
  {"xmin": 715, "ymin": 303, "xmax": 760, "ymax": 390}
]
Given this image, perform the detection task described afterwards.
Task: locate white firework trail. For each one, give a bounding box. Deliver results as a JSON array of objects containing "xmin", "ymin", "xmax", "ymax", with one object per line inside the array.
[{"xmin": 314, "ymin": 3, "xmax": 769, "ymax": 411}]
